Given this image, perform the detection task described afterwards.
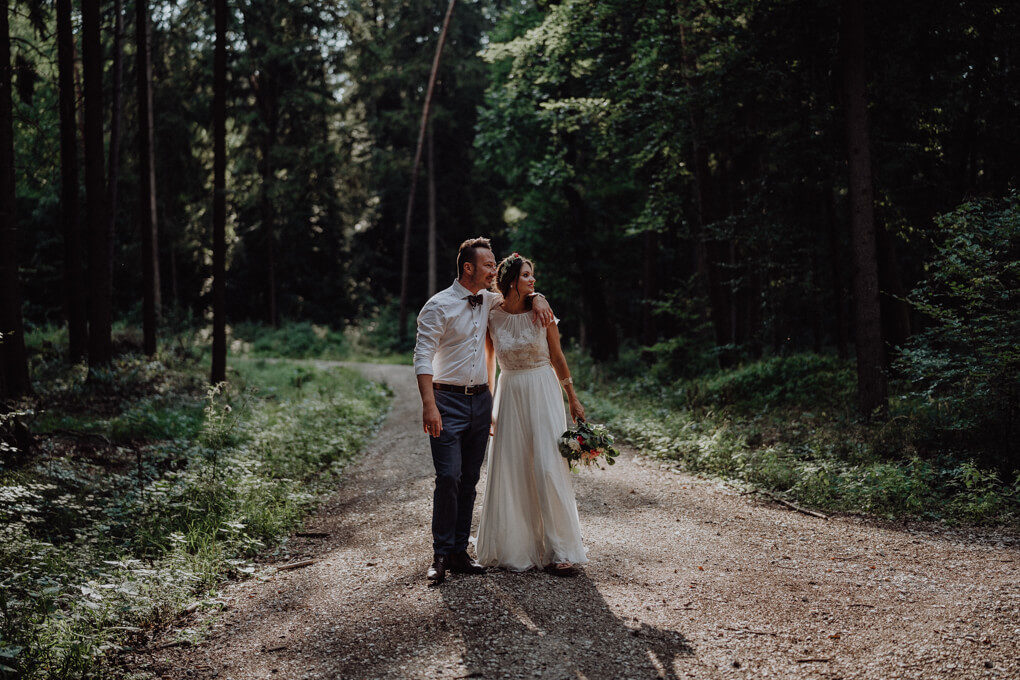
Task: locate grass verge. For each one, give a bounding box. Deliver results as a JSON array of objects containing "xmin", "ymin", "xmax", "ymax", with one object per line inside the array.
[{"xmin": 0, "ymin": 343, "xmax": 391, "ymax": 679}]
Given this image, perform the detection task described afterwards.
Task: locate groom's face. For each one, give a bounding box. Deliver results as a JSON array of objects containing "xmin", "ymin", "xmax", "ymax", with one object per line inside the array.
[{"xmin": 467, "ymin": 248, "xmax": 497, "ymax": 290}]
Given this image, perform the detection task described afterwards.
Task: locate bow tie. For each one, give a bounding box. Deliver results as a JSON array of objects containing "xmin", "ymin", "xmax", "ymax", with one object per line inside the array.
[{"xmin": 466, "ymin": 294, "xmax": 483, "ymax": 308}]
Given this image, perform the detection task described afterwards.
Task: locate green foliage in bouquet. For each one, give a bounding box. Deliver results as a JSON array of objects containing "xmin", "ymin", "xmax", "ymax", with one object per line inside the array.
[{"xmin": 558, "ymin": 420, "xmax": 621, "ymax": 471}]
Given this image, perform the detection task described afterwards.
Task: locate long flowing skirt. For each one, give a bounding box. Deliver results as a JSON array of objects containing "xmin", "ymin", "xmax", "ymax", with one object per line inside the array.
[{"xmin": 476, "ymin": 364, "xmax": 587, "ymax": 571}]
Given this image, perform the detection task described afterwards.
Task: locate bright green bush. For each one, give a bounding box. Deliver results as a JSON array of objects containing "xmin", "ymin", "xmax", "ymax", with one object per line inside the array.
[{"xmin": 232, "ymin": 321, "xmax": 350, "ymax": 360}]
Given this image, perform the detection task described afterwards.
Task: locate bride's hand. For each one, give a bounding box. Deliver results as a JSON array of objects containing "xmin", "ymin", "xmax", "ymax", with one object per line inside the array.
[{"xmin": 569, "ymin": 397, "xmax": 585, "ymax": 424}]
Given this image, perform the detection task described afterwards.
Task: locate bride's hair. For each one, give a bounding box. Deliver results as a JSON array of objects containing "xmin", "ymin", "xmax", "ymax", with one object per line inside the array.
[{"xmin": 496, "ymin": 252, "xmax": 534, "ymax": 309}]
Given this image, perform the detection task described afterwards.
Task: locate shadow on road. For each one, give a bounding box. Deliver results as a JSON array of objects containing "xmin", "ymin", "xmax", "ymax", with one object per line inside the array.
[{"xmin": 440, "ymin": 570, "xmax": 694, "ymax": 679}]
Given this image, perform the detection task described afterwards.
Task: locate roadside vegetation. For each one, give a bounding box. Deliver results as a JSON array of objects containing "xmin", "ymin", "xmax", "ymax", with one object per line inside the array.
[
  {"xmin": 0, "ymin": 327, "xmax": 390, "ymax": 680},
  {"xmin": 574, "ymin": 196, "xmax": 1018, "ymax": 527},
  {"xmin": 575, "ymin": 349, "xmax": 1018, "ymax": 526}
]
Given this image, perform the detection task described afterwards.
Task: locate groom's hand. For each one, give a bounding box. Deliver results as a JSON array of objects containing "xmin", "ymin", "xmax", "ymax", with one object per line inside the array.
[
  {"xmin": 530, "ymin": 294, "xmax": 555, "ymax": 327},
  {"xmin": 423, "ymin": 402, "xmax": 443, "ymax": 438}
]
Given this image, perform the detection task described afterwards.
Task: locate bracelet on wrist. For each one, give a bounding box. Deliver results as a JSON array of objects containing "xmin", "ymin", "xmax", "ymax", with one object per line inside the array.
[{"xmin": 560, "ymin": 376, "xmax": 573, "ymax": 387}]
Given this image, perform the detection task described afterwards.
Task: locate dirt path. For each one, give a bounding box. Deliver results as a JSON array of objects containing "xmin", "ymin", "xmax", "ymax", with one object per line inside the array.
[{"xmin": 127, "ymin": 362, "xmax": 1019, "ymax": 680}]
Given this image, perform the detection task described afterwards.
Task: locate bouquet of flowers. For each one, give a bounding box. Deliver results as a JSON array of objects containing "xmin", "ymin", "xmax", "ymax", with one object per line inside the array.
[{"xmin": 558, "ymin": 419, "xmax": 621, "ymax": 471}]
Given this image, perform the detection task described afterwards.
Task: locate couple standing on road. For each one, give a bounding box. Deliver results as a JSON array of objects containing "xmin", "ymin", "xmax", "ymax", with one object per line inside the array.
[{"xmin": 413, "ymin": 237, "xmax": 588, "ymax": 584}]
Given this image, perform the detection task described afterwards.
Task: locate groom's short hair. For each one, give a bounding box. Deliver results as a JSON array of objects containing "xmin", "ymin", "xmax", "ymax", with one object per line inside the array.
[{"xmin": 457, "ymin": 237, "xmax": 492, "ymax": 278}]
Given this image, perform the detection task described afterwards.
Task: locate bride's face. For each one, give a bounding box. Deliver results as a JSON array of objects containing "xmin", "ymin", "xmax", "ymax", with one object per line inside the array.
[{"xmin": 514, "ymin": 263, "xmax": 536, "ymax": 297}]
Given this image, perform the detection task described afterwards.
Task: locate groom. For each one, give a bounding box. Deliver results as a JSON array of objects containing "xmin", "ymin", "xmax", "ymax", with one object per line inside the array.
[{"xmin": 414, "ymin": 237, "xmax": 554, "ymax": 584}]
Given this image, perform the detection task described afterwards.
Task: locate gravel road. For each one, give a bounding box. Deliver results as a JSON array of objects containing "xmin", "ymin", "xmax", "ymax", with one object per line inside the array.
[{"xmin": 126, "ymin": 362, "xmax": 1020, "ymax": 680}]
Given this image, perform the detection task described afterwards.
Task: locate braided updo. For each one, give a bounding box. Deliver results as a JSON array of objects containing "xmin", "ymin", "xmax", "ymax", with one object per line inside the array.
[{"xmin": 495, "ymin": 252, "xmax": 535, "ymax": 308}]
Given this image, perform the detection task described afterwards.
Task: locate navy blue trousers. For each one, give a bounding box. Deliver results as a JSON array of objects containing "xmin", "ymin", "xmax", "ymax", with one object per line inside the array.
[{"xmin": 429, "ymin": 388, "xmax": 493, "ymax": 556}]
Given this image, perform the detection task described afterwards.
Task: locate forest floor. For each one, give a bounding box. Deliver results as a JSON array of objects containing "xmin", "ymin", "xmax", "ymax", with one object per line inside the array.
[{"xmin": 119, "ymin": 361, "xmax": 1020, "ymax": 680}]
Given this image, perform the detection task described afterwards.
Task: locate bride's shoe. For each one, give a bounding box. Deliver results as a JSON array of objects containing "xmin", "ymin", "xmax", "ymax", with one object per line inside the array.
[{"xmin": 543, "ymin": 562, "xmax": 579, "ymax": 577}]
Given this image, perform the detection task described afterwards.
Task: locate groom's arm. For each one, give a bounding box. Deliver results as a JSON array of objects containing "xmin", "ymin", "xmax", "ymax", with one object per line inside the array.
[
  {"xmin": 485, "ymin": 331, "xmax": 496, "ymax": 393},
  {"xmin": 414, "ymin": 302, "xmax": 444, "ymax": 438},
  {"xmin": 417, "ymin": 374, "xmax": 442, "ymax": 437},
  {"xmin": 529, "ymin": 293, "xmax": 555, "ymax": 327}
]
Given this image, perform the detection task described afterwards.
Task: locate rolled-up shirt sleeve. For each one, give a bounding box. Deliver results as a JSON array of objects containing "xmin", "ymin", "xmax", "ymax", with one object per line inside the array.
[{"xmin": 413, "ymin": 301, "xmax": 444, "ymax": 376}]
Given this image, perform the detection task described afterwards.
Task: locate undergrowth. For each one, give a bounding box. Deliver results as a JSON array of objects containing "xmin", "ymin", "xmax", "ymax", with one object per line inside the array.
[
  {"xmin": 0, "ymin": 333, "xmax": 391, "ymax": 680},
  {"xmin": 572, "ymin": 349, "xmax": 1020, "ymax": 526}
]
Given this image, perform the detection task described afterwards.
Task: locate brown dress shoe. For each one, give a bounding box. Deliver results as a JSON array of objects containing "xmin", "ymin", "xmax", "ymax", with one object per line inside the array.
[
  {"xmin": 427, "ymin": 554, "xmax": 447, "ymax": 584},
  {"xmin": 447, "ymin": 551, "xmax": 486, "ymax": 575}
]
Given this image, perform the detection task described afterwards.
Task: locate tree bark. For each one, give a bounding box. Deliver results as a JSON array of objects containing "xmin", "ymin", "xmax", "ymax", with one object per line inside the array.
[
  {"xmin": 246, "ymin": 7, "xmax": 280, "ymax": 329},
  {"xmin": 679, "ymin": 20, "xmax": 729, "ymax": 364},
  {"xmin": 0, "ymin": 0, "xmax": 31, "ymax": 397},
  {"xmin": 210, "ymin": 0, "xmax": 227, "ymax": 384},
  {"xmin": 105, "ymin": 0, "xmax": 124, "ymax": 276},
  {"xmin": 876, "ymin": 223, "xmax": 911, "ymax": 354},
  {"xmin": 840, "ymin": 0, "xmax": 887, "ymax": 416},
  {"xmin": 564, "ymin": 185, "xmax": 618, "ymax": 362},
  {"xmin": 83, "ymin": 0, "xmax": 112, "ymax": 367},
  {"xmin": 56, "ymin": 0, "xmax": 87, "ymax": 360},
  {"xmin": 427, "ymin": 119, "xmax": 437, "ymax": 296},
  {"xmin": 258, "ymin": 94, "xmax": 279, "ymax": 327},
  {"xmin": 641, "ymin": 230, "xmax": 657, "ymax": 346},
  {"xmin": 136, "ymin": 0, "xmax": 161, "ymax": 356},
  {"xmin": 824, "ymin": 183, "xmax": 850, "ymax": 359},
  {"xmin": 398, "ymin": 0, "xmax": 457, "ymax": 342}
]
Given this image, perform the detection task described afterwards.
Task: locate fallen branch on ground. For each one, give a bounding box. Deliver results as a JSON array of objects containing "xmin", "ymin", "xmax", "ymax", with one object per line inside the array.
[{"xmin": 760, "ymin": 491, "xmax": 829, "ymax": 519}]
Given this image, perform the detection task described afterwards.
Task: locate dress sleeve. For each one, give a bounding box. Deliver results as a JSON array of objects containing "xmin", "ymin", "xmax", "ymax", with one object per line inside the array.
[{"xmin": 413, "ymin": 300, "xmax": 444, "ymax": 376}]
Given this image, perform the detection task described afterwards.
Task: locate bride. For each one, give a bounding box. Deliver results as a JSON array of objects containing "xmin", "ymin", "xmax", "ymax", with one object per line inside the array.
[{"xmin": 476, "ymin": 253, "xmax": 588, "ymax": 576}]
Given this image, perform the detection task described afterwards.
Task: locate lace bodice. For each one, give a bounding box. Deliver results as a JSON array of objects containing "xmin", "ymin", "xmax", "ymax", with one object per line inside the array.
[{"xmin": 488, "ymin": 306, "xmax": 554, "ymax": 371}]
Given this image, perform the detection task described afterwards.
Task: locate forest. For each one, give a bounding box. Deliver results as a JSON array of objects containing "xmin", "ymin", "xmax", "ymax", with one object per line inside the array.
[{"xmin": 0, "ymin": 0, "xmax": 1018, "ymax": 677}]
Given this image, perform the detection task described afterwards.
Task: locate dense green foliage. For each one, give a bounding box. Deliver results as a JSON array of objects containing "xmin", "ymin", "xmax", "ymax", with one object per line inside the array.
[
  {"xmin": 8, "ymin": 0, "xmax": 505, "ymax": 331},
  {"xmin": 475, "ymin": 0, "xmax": 1018, "ymax": 361},
  {"xmin": 0, "ymin": 341, "xmax": 390, "ymax": 679},
  {"xmin": 7, "ymin": 0, "xmax": 1018, "ymax": 390},
  {"xmin": 574, "ymin": 350, "xmax": 1019, "ymax": 525},
  {"xmin": 895, "ymin": 193, "xmax": 1019, "ymax": 463}
]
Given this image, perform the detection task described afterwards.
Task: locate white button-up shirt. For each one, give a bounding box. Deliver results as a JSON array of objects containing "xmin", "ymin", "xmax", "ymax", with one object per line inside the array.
[{"xmin": 414, "ymin": 280, "xmax": 500, "ymax": 386}]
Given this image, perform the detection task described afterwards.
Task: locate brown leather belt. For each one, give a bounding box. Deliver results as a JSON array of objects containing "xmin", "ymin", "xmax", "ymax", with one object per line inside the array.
[{"xmin": 433, "ymin": 382, "xmax": 489, "ymax": 396}]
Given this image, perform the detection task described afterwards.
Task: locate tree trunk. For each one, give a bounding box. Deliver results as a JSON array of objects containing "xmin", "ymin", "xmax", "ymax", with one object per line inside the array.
[
  {"xmin": 427, "ymin": 119, "xmax": 437, "ymax": 296},
  {"xmin": 0, "ymin": 0, "xmax": 31, "ymax": 397},
  {"xmin": 73, "ymin": 40, "xmax": 85, "ymax": 156},
  {"xmin": 259, "ymin": 105, "xmax": 279, "ymax": 328},
  {"xmin": 398, "ymin": 0, "xmax": 457, "ymax": 342},
  {"xmin": 840, "ymin": 0, "xmax": 887, "ymax": 416},
  {"xmin": 641, "ymin": 230, "xmax": 657, "ymax": 346},
  {"xmin": 83, "ymin": 0, "xmax": 112, "ymax": 368},
  {"xmin": 105, "ymin": 0, "xmax": 124, "ymax": 276},
  {"xmin": 210, "ymin": 0, "xmax": 227, "ymax": 384},
  {"xmin": 679, "ymin": 20, "xmax": 729, "ymax": 365},
  {"xmin": 170, "ymin": 246, "xmax": 178, "ymax": 309},
  {"xmin": 56, "ymin": 0, "xmax": 87, "ymax": 360},
  {"xmin": 247, "ymin": 9, "xmax": 281, "ymax": 329},
  {"xmin": 266, "ymin": 233, "xmax": 278, "ymax": 326},
  {"xmin": 564, "ymin": 185, "xmax": 618, "ymax": 362},
  {"xmin": 824, "ymin": 183, "xmax": 850, "ymax": 359},
  {"xmin": 876, "ymin": 223, "xmax": 911, "ymax": 354},
  {"xmin": 136, "ymin": 0, "xmax": 161, "ymax": 356}
]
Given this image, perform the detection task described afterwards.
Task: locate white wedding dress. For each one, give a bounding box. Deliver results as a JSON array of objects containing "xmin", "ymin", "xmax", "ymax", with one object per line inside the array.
[{"xmin": 475, "ymin": 306, "xmax": 587, "ymax": 570}]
